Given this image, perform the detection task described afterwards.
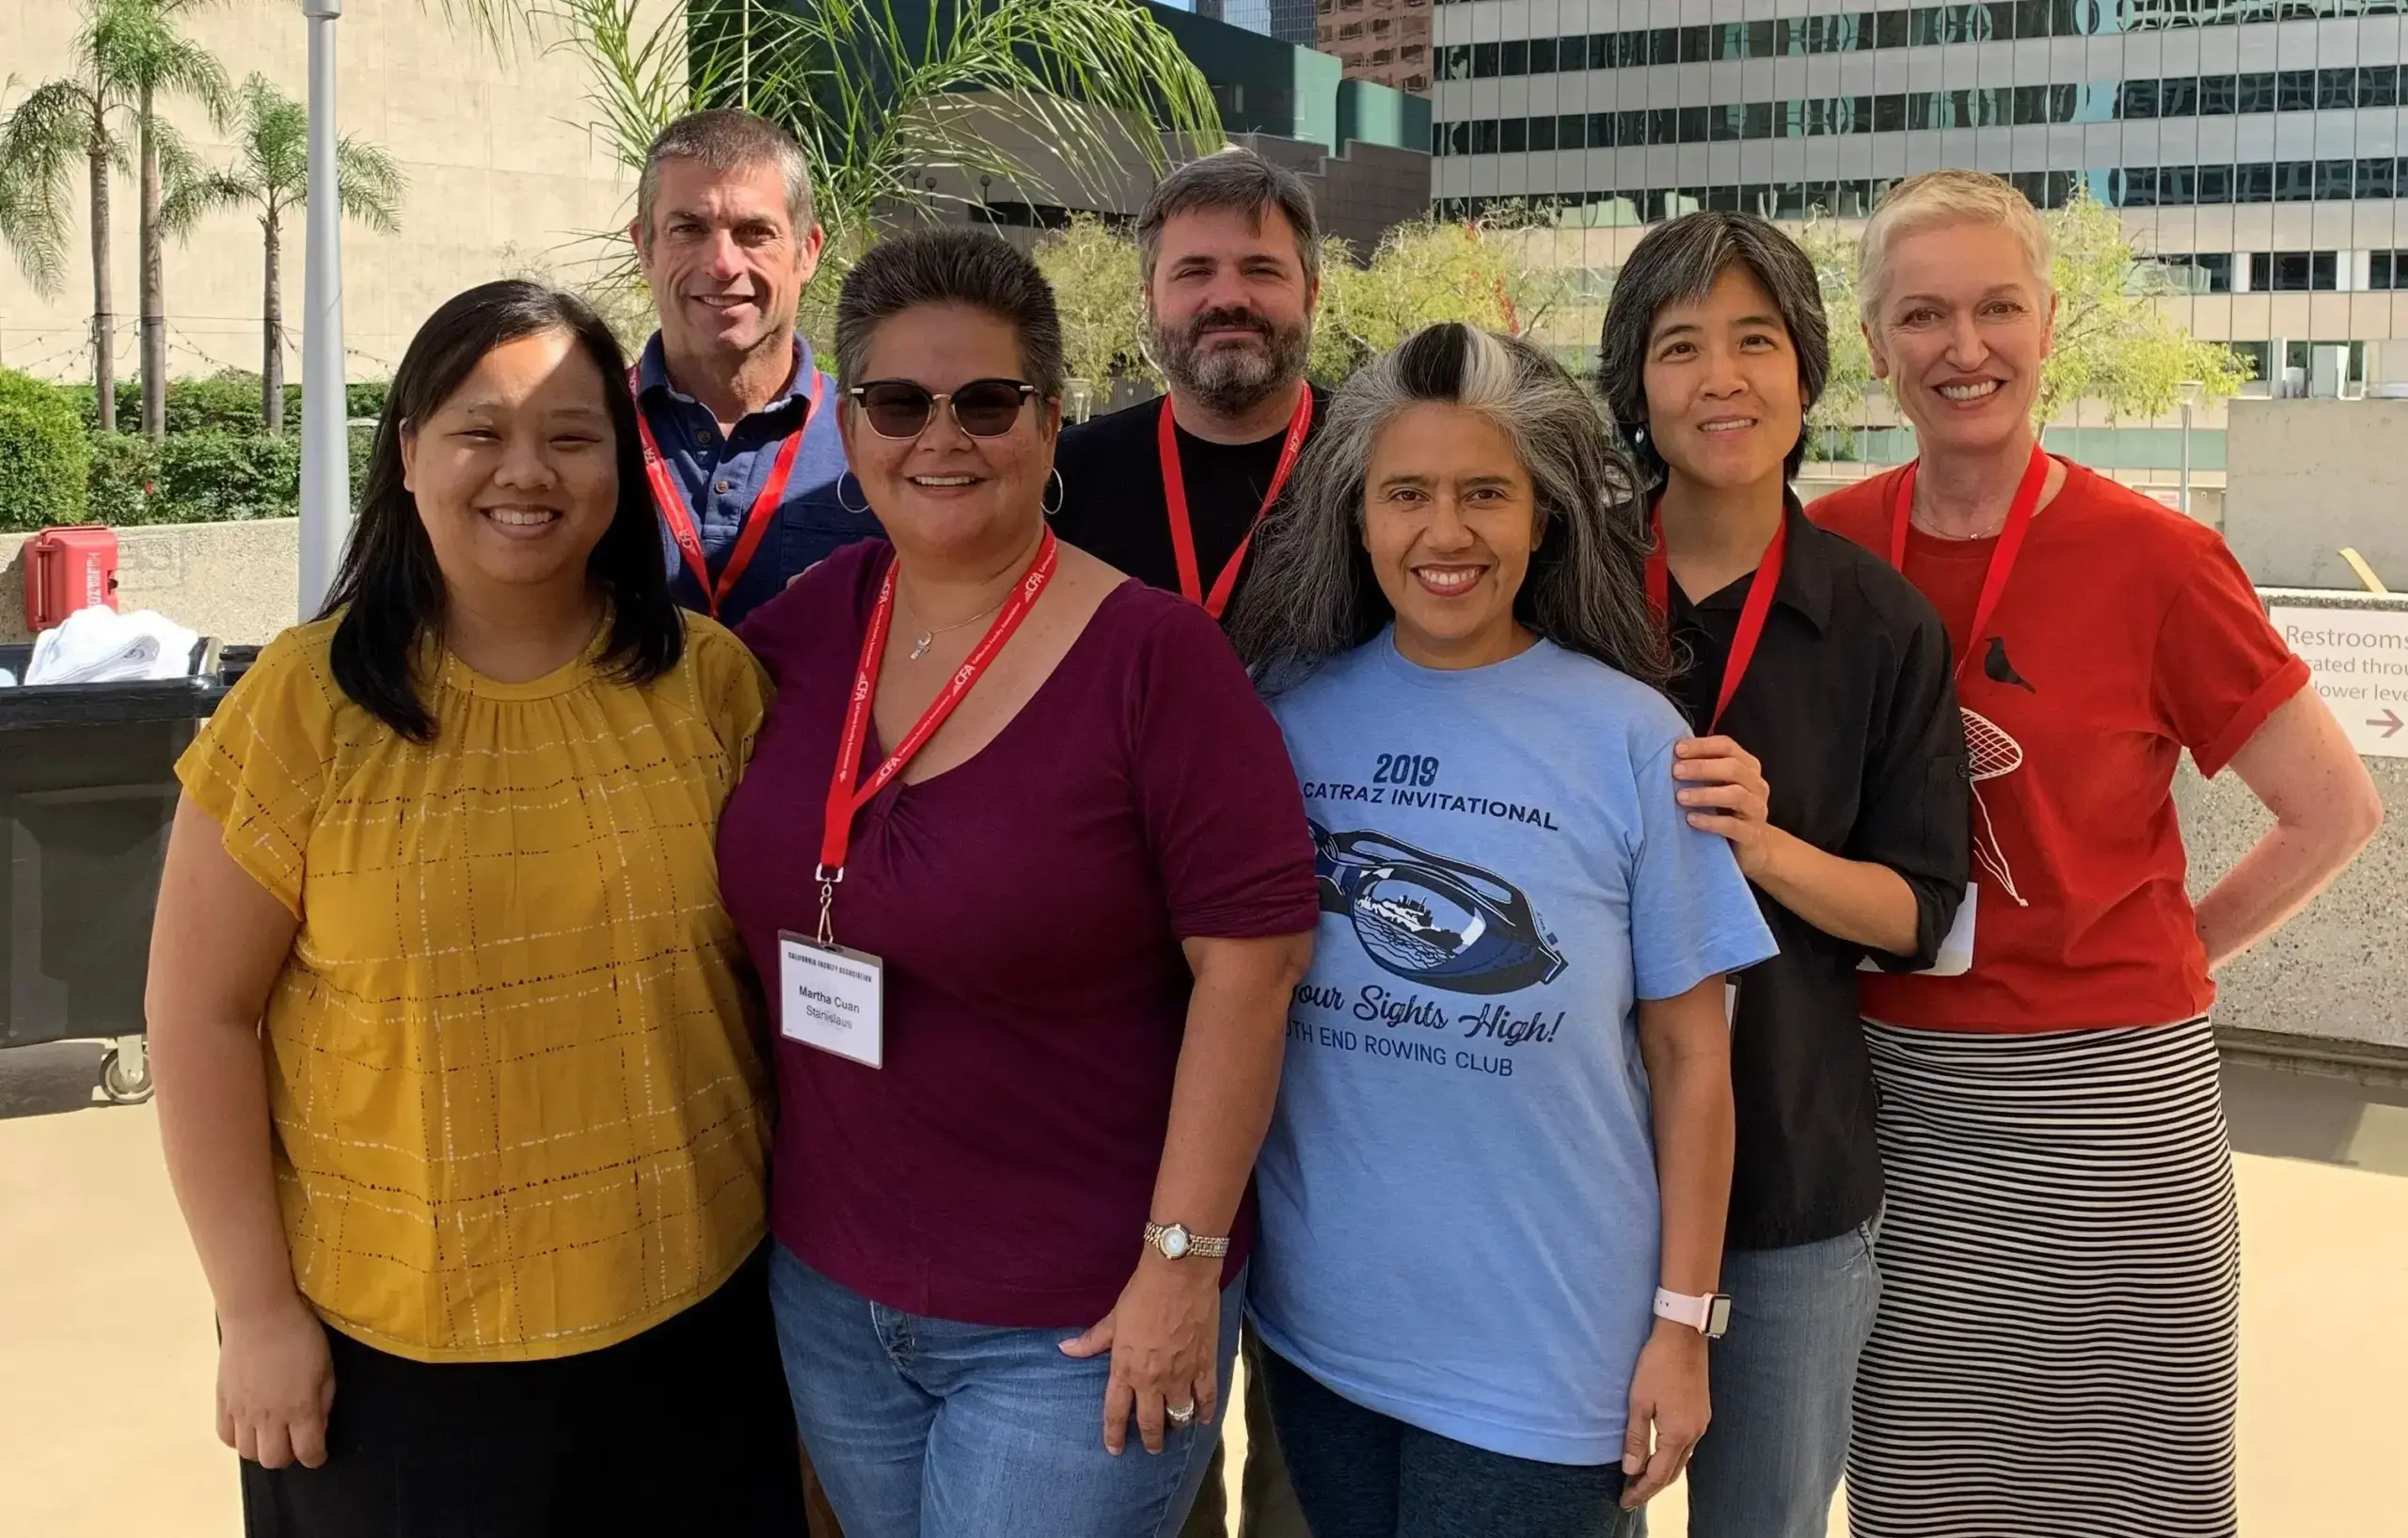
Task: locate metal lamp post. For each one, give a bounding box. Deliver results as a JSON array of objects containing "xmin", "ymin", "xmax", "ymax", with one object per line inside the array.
[
  {"xmin": 2176, "ymin": 378, "xmax": 2204, "ymax": 518},
  {"xmin": 298, "ymin": 0, "xmax": 351, "ymax": 619}
]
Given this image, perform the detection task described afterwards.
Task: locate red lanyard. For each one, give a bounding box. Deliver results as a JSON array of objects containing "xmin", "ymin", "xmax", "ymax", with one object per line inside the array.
[
  {"xmin": 1644, "ymin": 501, "xmax": 1788, "ymax": 735},
  {"xmin": 1158, "ymin": 388, "xmax": 1314, "ymax": 619},
  {"xmin": 816, "ymin": 530, "xmax": 1060, "ymax": 896},
  {"xmin": 1887, "ymin": 444, "xmax": 2051, "ymax": 683},
  {"xmin": 629, "ymin": 365, "xmax": 824, "ymax": 619}
]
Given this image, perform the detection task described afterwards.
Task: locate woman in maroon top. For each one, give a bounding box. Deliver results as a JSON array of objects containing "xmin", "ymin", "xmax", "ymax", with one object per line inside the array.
[{"xmin": 719, "ymin": 229, "xmax": 1319, "ymax": 1538}]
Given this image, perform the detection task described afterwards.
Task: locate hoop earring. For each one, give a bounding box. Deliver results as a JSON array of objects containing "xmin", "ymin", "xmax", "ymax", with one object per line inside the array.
[
  {"xmin": 1042, "ymin": 468, "xmax": 1064, "ymax": 517},
  {"xmin": 837, "ymin": 474, "xmax": 869, "ymax": 516}
]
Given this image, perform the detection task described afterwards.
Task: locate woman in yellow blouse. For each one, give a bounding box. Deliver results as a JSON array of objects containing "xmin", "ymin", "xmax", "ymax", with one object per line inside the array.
[{"xmin": 146, "ymin": 280, "xmax": 804, "ymax": 1536}]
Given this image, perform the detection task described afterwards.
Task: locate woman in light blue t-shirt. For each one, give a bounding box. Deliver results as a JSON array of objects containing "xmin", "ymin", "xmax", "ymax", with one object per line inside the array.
[{"xmin": 1223, "ymin": 324, "xmax": 1777, "ymax": 1538}]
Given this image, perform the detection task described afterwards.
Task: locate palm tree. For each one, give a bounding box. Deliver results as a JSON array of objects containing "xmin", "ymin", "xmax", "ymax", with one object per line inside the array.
[
  {"xmin": 118, "ymin": 0, "xmax": 232, "ymax": 442},
  {"xmin": 0, "ymin": 6, "xmax": 138, "ymax": 433},
  {"xmin": 0, "ymin": 0, "xmax": 228, "ymax": 439},
  {"xmin": 165, "ymin": 74, "xmax": 404, "ymax": 432}
]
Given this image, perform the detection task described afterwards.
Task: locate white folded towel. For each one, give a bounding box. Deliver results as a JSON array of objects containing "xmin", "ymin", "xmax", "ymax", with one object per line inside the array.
[{"xmin": 24, "ymin": 605, "xmax": 201, "ymax": 685}]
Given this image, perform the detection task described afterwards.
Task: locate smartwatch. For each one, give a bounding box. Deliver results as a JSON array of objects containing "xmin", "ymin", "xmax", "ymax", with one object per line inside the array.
[{"xmin": 1653, "ymin": 1287, "xmax": 1734, "ymax": 1340}]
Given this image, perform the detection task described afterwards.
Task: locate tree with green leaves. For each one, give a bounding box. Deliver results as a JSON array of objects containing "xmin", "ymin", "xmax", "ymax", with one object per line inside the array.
[
  {"xmin": 125, "ymin": 0, "xmax": 231, "ymax": 443},
  {"xmin": 1314, "ymin": 217, "xmax": 1571, "ymax": 383},
  {"xmin": 1795, "ymin": 212, "xmax": 1877, "ymax": 456},
  {"xmin": 0, "ymin": 0, "xmax": 230, "ymax": 439},
  {"xmin": 2036, "ymin": 187, "xmax": 2251, "ymax": 422},
  {"xmin": 0, "ymin": 1, "xmax": 146, "ymax": 434},
  {"xmin": 1031, "ymin": 213, "xmax": 1153, "ymax": 415},
  {"xmin": 164, "ymin": 73, "xmax": 404, "ymax": 432}
]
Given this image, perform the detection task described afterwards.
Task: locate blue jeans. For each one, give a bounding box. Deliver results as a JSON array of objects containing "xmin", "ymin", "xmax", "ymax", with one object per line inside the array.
[
  {"xmin": 1256, "ymin": 1340, "xmax": 1640, "ymax": 1538},
  {"xmin": 1681, "ymin": 1221, "xmax": 1882, "ymax": 1538},
  {"xmin": 767, "ymin": 1244, "xmax": 1242, "ymax": 1538}
]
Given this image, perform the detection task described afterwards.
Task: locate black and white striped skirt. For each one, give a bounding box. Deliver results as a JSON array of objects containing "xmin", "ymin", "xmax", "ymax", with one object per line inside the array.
[{"xmin": 1847, "ymin": 1017, "xmax": 2239, "ymax": 1538}]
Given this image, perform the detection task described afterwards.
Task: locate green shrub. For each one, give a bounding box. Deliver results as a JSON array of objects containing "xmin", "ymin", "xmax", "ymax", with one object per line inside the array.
[
  {"xmin": 349, "ymin": 422, "xmax": 375, "ymax": 512},
  {"xmin": 86, "ymin": 431, "xmax": 161, "ymax": 524},
  {"xmin": 0, "ymin": 369, "xmax": 92, "ymax": 532},
  {"xmin": 63, "ymin": 373, "xmax": 393, "ymax": 436},
  {"xmin": 155, "ymin": 430, "xmax": 301, "ymax": 522}
]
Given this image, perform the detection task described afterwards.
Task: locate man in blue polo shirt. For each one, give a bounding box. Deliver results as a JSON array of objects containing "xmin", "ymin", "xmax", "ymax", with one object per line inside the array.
[{"xmin": 628, "ymin": 109, "xmax": 879, "ymax": 626}]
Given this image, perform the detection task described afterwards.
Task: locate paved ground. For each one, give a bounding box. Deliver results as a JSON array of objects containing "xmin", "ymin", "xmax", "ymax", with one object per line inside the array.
[{"xmin": 4, "ymin": 1040, "xmax": 2404, "ymax": 1536}]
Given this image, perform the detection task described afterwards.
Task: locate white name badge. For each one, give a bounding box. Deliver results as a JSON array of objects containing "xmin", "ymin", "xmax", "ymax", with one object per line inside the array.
[
  {"xmin": 779, "ymin": 931, "xmax": 885, "ymax": 1068},
  {"xmin": 1860, "ymin": 884, "xmax": 1976, "ymax": 978}
]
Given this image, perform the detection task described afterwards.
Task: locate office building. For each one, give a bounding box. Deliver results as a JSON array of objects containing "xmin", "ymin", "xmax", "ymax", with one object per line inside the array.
[
  {"xmin": 1319, "ymin": 0, "xmax": 1438, "ymax": 93},
  {"xmin": 1199, "ymin": 0, "xmax": 1327, "ymax": 46},
  {"xmin": 1428, "ymin": 0, "xmax": 2408, "ymax": 442}
]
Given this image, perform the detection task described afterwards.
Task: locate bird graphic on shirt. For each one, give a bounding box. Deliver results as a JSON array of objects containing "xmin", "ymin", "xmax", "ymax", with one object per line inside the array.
[{"xmin": 1984, "ymin": 636, "xmax": 2036, "ymax": 692}]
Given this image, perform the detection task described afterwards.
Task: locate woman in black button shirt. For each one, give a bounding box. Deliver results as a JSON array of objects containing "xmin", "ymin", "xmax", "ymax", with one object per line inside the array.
[{"xmin": 1594, "ymin": 212, "xmax": 1970, "ymax": 1538}]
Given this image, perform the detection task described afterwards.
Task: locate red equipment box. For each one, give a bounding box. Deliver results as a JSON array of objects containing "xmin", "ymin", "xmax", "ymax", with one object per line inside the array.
[{"xmin": 21, "ymin": 525, "xmax": 119, "ymax": 631}]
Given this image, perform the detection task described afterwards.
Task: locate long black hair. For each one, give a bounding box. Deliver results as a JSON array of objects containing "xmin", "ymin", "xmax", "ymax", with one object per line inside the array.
[
  {"xmin": 323, "ymin": 279, "xmax": 682, "ymax": 740},
  {"xmin": 1227, "ymin": 323, "xmax": 1669, "ymax": 695}
]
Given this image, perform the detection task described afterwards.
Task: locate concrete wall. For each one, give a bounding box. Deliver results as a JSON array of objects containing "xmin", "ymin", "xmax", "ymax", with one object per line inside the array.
[
  {"xmin": 1, "ymin": 522, "xmax": 299, "ymax": 649},
  {"xmin": 2178, "ymin": 588, "xmax": 2408, "ymax": 1054},
  {"xmin": 2225, "ymin": 399, "xmax": 2408, "ymax": 590},
  {"xmin": 0, "ymin": 3, "xmax": 669, "ymax": 387}
]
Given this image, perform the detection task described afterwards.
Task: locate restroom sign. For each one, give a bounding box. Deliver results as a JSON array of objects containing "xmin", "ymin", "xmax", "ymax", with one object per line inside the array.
[{"xmin": 2270, "ymin": 605, "xmax": 2408, "ymax": 758}]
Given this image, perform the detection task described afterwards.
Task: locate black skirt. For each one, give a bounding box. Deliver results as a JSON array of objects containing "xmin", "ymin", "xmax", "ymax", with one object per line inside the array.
[{"xmin": 241, "ymin": 1245, "xmax": 806, "ymax": 1538}]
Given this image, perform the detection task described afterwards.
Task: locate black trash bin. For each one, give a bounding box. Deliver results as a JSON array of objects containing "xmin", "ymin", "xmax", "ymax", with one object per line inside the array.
[{"xmin": 0, "ymin": 639, "xmax": 248, "ymax": 1103}]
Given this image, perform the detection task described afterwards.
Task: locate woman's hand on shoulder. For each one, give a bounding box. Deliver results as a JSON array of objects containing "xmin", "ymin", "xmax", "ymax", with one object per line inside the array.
[{"xmin": 1671, "ymin": 736, "xmax": 1780, "ymax": 879}]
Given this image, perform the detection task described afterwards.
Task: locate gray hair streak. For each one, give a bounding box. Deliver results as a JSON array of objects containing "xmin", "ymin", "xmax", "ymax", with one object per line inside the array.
[
  {"xmin": 833, "ymin": 227, "xmax": 1067, "ymax": 401},
  {"xmin": 1596, "ymin": 211, "xmax": 1830, "ymax": 484},
  {"xmin": 1137, "ymin": 146, "xmax": 1322, "ymax": 291},
  {"xmin": 637, "ymin": 109, "xmax": 816, "ymax": 244},
  {"xmin": 1227, "ymin": 323, "xmax": 1670, "ymax": 694}
]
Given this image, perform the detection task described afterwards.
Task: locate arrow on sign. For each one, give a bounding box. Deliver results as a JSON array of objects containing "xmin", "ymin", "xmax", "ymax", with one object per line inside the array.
[{"xmin": 2371, "ymin": 708, "xmax": 2405, "ymax": 738}]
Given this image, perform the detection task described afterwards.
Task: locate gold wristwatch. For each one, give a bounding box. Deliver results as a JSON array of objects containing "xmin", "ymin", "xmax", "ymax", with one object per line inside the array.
[{"xmin": 1144, "ymin": 1221, "xmax": 1230, "ymax": 1261}]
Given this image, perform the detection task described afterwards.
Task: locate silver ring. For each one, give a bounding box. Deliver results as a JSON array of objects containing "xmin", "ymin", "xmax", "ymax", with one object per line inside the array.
[{"xmin": 1165, "ymin": 1402, "xmax": 1196, "ymax": 1428}]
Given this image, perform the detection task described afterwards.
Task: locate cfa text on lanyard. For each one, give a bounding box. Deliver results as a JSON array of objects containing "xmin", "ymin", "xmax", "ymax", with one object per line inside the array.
[
  {"xmin": 629, "ymin": 366, "xmax": 825, "ymax": 620},
  {"xmin": 1158, "ymin": 389, "xmax": 1314, "ymax": 620},
  {"xmin": 1644, "ymin": 499, "xmax": 1788, "ymax": 736},
  {"xmin": 774, "ymin": 531, "xmax": 1062, "ymax": 1069}
]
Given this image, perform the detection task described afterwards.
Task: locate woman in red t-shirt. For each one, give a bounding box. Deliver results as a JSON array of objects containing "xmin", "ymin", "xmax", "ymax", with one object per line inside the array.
[{"xmin": 1811, "ymin": 170, "xmax": 2380, "ymax": 1538}]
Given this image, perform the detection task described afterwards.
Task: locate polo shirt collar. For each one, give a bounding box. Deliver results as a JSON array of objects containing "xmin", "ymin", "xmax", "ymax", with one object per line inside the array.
[{"xmin": 634, "ymin": 332, "xmax": 816, "ymax": 417}]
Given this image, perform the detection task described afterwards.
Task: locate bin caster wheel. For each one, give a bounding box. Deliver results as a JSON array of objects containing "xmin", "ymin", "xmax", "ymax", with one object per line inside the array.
[{"xmin": 100, "ymin": 1048, "xmax": 153, "ymax": 1105}]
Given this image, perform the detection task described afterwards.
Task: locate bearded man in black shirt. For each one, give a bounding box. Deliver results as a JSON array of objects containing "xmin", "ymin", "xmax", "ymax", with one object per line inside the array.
[
  {"xmin": 1052, "ymin": 147, "xmax": 1318, "ymax": 1538},
  {"xmin": 1052, "ymin": 148, "xmax": 1328, "ymax": 626}
]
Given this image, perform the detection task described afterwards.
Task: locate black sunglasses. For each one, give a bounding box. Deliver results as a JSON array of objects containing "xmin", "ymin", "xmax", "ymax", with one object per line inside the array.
[{"xmin": 848, "ymin": 378, "xmax": 1038, "ymax": 440}]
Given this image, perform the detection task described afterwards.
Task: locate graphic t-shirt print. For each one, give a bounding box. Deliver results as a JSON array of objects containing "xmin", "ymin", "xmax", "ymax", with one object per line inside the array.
[{"xmin": 1288, "ymin": 749, "xmax": 1595, "ymax": 1079}]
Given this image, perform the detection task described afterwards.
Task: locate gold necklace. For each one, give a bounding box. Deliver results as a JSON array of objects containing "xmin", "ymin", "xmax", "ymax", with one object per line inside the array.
[{"xmin": 899, "ymin": 592, "xmax": 1009, "ymax": 660}]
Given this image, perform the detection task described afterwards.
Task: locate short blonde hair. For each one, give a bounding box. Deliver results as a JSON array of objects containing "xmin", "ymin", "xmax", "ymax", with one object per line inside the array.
[{"xmin": 1858, "ymin": 170, "xmax": 2052, "ymax": 327}]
